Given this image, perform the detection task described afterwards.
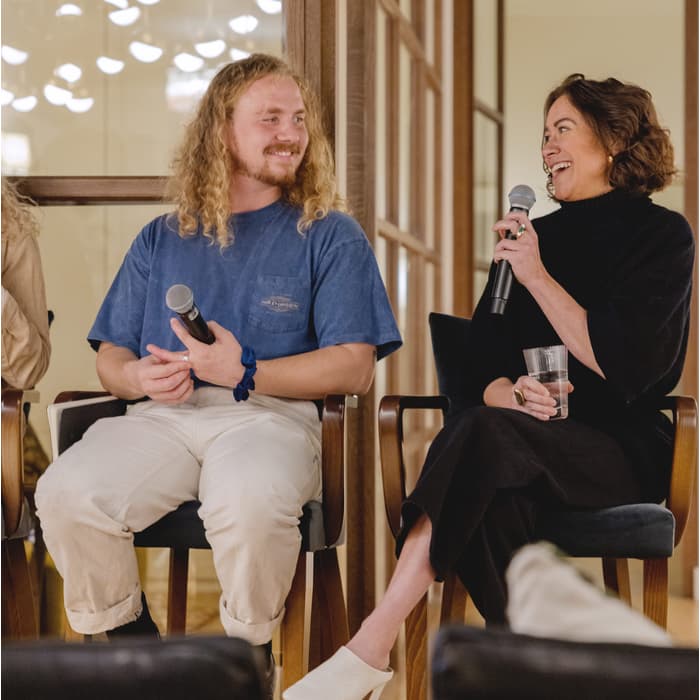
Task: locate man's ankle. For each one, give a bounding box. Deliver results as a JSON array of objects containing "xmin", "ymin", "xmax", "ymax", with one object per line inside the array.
[
  {"xmin": 106, "ymin": 593, "xmax": 161, "ymax": 640},
  {"xmin": 255, "ymin": 641, "xmax": 274, "ymax": 699}
]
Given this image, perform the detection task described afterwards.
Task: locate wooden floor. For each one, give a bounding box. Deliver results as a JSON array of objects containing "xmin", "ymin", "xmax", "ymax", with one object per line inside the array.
[
  {"xmin": 141, "ymin": 571, "xmax": 698, "ymax": 700},
  {"xmin": 31, "ymin": 553, "xmax": 697, "ymax": 700}
]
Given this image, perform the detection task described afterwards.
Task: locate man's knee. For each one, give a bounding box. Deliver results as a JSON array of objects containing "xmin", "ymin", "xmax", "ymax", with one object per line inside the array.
[
  {"xmin": 35, "ymin": 470, "xmax": 86, "ymax": 535},
  {"xmin": 201, "ymin": 483, "xmax": 304, "ymax": 545}
]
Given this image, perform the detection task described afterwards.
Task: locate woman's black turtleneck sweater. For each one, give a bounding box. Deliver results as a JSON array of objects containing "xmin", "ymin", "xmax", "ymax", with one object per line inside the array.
[{"xmin": 468, "ymin": 189, "xmax": 694, "ymax": 498}]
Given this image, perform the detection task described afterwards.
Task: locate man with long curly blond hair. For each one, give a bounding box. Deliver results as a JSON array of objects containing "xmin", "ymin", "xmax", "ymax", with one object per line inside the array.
[{"xmin": 35, "ymin": 54, "xmax": 401, "ymax": 690}]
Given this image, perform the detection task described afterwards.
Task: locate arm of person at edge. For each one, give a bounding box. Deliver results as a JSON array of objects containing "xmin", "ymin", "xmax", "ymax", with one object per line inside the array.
[
  {"xmin": 482, "ymin": 208, "xmax": 584, "ymax": 422},
  {"xmin": 1, "ymin": 232, "xmax": 51, "ymax": 390},
  {"xmin": 97, "ymin": 318, "xmax": 376, "ymax": 404}
]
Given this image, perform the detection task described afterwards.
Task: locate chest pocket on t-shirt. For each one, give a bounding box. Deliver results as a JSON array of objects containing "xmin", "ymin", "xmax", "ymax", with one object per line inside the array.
[{"xmin": 248, "ymin": 274, "xmax": 310, "ymax": 333}]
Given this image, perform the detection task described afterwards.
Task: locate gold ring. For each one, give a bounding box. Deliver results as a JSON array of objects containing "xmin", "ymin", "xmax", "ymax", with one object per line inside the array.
[
  {"xmin": 515, "ymin": 225, "xmax": 526, "ymax": 239},
  {"xmin": 513, "ymin": 387, "xmax": 526, "ymax": 406}
]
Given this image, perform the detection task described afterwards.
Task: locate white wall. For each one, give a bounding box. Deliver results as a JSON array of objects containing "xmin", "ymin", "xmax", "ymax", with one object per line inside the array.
[{"xmin": 505, "ymin": 0, "xmax": 685, "ymax": 220}]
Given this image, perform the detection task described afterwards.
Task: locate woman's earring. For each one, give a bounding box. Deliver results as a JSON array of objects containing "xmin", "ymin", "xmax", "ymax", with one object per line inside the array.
[{"xmin": 607, "ymin": 154, "xmax": 614, "ymax": 164}]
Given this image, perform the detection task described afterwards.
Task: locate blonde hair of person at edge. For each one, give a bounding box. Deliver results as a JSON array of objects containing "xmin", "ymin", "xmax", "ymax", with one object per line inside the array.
[
  {"xmin": 1, "ymin": 178, "xmax": 51, "ymax": 391},
  {"xmin": 283, "ymin": 75, "xmax": 693, "ymax": 700}
]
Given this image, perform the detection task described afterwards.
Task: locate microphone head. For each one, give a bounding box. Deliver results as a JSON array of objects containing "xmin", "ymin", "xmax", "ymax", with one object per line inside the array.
[
  {"xmin": 508, "ymin": 184, "xmax": 536, "ymax": 212},
  {"xmin": 165, "ymin": 284, "xmax": 194, "ymax": 314}
]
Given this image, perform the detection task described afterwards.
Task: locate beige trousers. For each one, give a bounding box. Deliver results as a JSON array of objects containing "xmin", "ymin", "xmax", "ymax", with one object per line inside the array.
[{"xmin": 35, "ymin": 388, "xmax": 322, "ymax": 643}]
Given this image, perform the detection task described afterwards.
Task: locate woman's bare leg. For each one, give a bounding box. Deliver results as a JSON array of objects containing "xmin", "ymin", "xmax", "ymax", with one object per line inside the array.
[{"xmin": 346, "ymin": 513, "xmax": 436, "ymax": 670}]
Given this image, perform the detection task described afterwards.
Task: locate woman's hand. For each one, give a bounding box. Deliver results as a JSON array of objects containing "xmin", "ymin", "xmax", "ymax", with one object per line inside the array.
[
  {"xmin": 511, "ymin": 375, "xmax": 562, "ymax": 421},
  {"xmin": 492, "ymin": 211, "xmax": 547, "ymax": 290},
  {"xmin": 484, "ymin": 376, "xmax": 573, "ymax": 421}
]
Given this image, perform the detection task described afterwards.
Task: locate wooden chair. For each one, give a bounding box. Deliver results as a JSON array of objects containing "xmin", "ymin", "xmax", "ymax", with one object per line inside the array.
[
  {"xmin": 1, "ymin": 387, "xmax": 41, "ymax": 640},
  {"xmin": 49, "ymin": 390, "xmax": 352, "ymax": 691},
  {"xmin": 379, "ymin": 312, "xmax": 698, "ymax": 700}
]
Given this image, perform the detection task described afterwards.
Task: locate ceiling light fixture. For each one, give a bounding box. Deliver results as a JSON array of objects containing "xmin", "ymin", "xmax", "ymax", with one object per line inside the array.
[
  {"xmin": 229, "ymin": 15, "xmax": 258, "ymax": 34},
  {"xmin": 109, "ymin": 6, "xmax": 141, "ymax": 26},
  {"xmin": 136, "ymin": 0, "xmax": 160, "ymax": 4},
  {"xmin": 55, "ymin": 63, "xmax": 82, "ymax": 83},
  {"xmin": 1, "ymin": 46, "xmax": 29, "ymax": 65},
  {"xmin": 96, "ymin": 56, "xmax": 125, "ymax": 74},
  {"xmin": 66, "ymin": 91, "xmax": 95, "ymax": 113},
  {"xmin": 255, "ymin": 0, "xmax": 282, "ymax": 14},
  {"xmin": 43, "ymin": 83, "xmax": 73, "ymax": 106},
  {"xmin": 12, "ymin": 96, "xmax": 38, "ymax": 112},
  {"xmin": 194, "ymin": 39, "xmax": 226, "ymax": 59},
  {"xmin": 1, "ymin": 88, "xmax": 15, "ymax": 106},
  {"xmin": 129, "ymin": 40, "xmax": 163, "ymax": 63},
  {"xmin": 56, "ymin": 3, "xmax": 83, "ymax": 16},
  {"xmin": 173, "ymin": 52, "xmax": 204, "ymax": 73},
  {"xmin": 104, "ymin": 0, "xmax": 128, "ymax": 8},
  {"xmin": 229, "ymin": 48, "xmax": 251, "ymax": 62}
]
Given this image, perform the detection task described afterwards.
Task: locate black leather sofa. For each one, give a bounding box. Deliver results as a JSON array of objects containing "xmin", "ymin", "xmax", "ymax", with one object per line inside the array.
[
  {"xmin": 431, "ymin": 624, "xmax": 698, "ymax": 700},
  {"xmin": 2, "ymin": 635, "xmax": 266, "ymax": 700}
]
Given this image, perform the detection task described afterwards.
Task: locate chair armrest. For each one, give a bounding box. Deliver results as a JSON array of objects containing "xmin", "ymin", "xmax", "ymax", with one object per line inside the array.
[
  {"xmin": 378, "ymin": 395, "xmax": 449, "ymax": 539},
  {"xmin": 2, "ymin": 388, "xmax": 25, "ymax": 536},
  {"xmin": 2, "ymin": 388, "xmax": 40, "ymax": 536},
  {"xmin": 49, "ymin": 391, "xmax": 125, "ymax": 459},
  {"xmin": 54, "ymin": 390, "xmax": 110, "ymax": 404},
  {"xmin": 320, "ymin": 394, "xmax": 356, "ymax": 546},
  {"xmin": 661, "ymin": 395, "xmax": 698, "ymax": 546}
]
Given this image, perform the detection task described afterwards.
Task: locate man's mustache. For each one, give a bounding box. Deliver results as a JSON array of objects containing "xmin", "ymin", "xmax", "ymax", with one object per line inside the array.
[{"xmin": 264, "ymin": 145, "xmax": 301, "ymax": 155}]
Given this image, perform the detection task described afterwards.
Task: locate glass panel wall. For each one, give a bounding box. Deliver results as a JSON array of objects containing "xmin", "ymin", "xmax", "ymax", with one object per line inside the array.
[
  {"xmin": 2, "ymin": 0, "xmax": 284, "ymax": 176},
  {"xmin": 471, "ymin": 0, "xmax": 502, "ymax": 310},
  {"xmin": 1, "ymin": 0, "xmax": 285, "ymax": 456},
  {"xmin": 473, "ymin": 112, "xmax": 499, "ymax": 301}
]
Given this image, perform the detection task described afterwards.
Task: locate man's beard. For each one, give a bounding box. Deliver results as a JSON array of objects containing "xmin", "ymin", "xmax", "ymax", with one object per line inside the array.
[{"xmin": 230, "ymin": 148, "xmax": 300, "ymax": 189}]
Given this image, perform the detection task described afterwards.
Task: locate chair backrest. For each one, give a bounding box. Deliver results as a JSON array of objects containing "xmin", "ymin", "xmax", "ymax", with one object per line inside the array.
[
  {"xmin": 428, "ymin": 312, "xmax": 474, "ymax": 417},
  {"xmin": 431, "ymin": 625, "xmax": 699, "ymax": 700}
]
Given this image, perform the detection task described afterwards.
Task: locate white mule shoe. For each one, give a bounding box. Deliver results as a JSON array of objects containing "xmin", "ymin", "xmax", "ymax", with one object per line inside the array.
[{"xmin": 283, "ymin": 646, "xmax": 393, "ymax": 700}]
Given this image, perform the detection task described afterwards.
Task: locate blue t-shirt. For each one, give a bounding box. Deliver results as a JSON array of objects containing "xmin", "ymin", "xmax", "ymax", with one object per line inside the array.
[{"xmin": 88, "ymin": 199, "xmax": 402, "ymax": 369}]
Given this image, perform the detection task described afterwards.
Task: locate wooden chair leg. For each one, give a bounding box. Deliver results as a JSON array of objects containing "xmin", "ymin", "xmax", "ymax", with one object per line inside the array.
[
  {"xmin": 167, "ymin": 547, "xmax": 189, "ymax": 635},
  {"xmin": 281, "ymin": 552, "xmax": 308, "ymax": 690},
  {"xmin": 440, "ymin": 573, "xmax": 468, "ymax": 625},
  {"xmin": 309, "ymin": 548, "xmax": 349, "ymax": 671},
  {"xmin": 643, "ymin": 557, "xmax": 668, "ymax": 629},
  {"xmin": 602, "ymin": 557, "xmax": 632, "ymax": 605},
  {"xmin": 2, "ymin": 538, "xmax": 39, "ymax": 640},
  {"xmin": 405, "ymin": 595, "xmax": 428, "ymax": 700},
  {"xmin": 29, "ymin": 525, "xmax": 48, "ymax": 633}
]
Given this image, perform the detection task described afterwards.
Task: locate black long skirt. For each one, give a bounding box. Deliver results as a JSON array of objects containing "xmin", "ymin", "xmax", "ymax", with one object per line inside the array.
[{"xmin": 395, "ymin": 406, "xmax": 646, "ymax": 624}]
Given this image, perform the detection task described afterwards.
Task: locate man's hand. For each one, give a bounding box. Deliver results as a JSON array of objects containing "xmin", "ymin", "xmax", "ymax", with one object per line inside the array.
[
  {"xmin": 147, "ymin": 318, "xmax": 243, "ymax": 389},
  {"xmin": 124, "ymin": 353, "xmax": 194, "ymax": 404},
  {"xmin": 96, "ymin": 341, "xmax": 193, "ymax": 403}
]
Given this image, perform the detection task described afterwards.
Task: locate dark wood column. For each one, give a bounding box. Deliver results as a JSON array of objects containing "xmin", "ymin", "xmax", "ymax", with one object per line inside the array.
[
  {"xmin": 680, "ymin": 0, "xmax": 698, "ymax": 598},
  {"xmin": 345, "ymin": 0, "xmax": 379, "ymax": 633}
]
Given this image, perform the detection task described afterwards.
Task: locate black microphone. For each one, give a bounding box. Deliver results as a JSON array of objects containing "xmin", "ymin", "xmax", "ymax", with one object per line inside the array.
[
  {"xmin": 165, "ymin": 284, "xmax": 215, "ymax": 344},
  {"xmin": 489, "ymin": 184, "xmax": 537, "ymax": 315}
]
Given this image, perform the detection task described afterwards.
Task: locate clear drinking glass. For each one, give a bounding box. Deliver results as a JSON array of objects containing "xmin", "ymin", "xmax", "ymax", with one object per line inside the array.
[{"xmin": 522, "ymin": 345, "xmax": 568, "ymax": 420}]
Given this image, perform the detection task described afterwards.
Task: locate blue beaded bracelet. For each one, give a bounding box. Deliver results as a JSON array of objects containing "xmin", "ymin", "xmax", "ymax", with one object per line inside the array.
[{"xmin": 233, "ymin": 346, "xmax": 257, "ymax": 402}]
